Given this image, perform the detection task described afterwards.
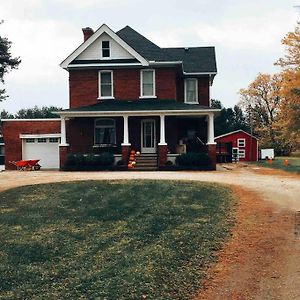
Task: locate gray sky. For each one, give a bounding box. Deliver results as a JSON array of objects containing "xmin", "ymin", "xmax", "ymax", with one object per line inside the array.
[{"xmin": 0, "ymin": 0, "xmax": 299, "ymax": 112}]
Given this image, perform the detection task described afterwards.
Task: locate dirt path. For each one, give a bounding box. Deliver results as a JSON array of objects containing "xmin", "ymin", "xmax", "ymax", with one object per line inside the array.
[{"xmin": 0, "ymin": 165, "xmax": 299, "ymax": 299}]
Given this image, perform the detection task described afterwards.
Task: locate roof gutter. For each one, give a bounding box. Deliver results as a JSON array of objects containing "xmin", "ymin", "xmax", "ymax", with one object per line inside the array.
[{"xmin": 55, "ymin": 109, "xmax": 221, "ymax": 118}]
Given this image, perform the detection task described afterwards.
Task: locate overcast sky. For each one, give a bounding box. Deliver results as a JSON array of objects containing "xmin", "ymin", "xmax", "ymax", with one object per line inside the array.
[{"xmin": 0, "ymin": 0, "xmax": 299, "ymax": 113}]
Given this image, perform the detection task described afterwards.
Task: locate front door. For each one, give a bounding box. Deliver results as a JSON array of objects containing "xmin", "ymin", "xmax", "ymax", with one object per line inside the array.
[{"xmin": 141, "ymin": 119, "xmax": 156, "ymax": 153}]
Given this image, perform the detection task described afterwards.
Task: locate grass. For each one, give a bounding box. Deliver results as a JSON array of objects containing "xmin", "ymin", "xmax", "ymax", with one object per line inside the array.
[
  {"xmin": 0, "ymin": 180, "xmax": 235, "ymax": 300},
  {"xmin": 254, "ymin": 156, "xmax": 300, "ymax": 174}
]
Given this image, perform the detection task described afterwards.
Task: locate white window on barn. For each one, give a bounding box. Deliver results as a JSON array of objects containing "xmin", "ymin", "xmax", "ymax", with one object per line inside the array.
[
  {"xmin": 237, "ymin": 138, "xmax": 246, "ymax": 147},
  {"xmin": 94, "ymin": 118, "xmax": 116, "ymax": 145},
  {"xmin": 99, "ymin": 71, "xmax": 114, "ymax": 99},
  {"xmin": 140, "ymin": 70, "xmax": 155, "ymax": 98},
  {"xmin": 101, "ymin": 41, "xmax": 110, "ymax": 58},
  {"xmin": 238, "ymin": 149, "xmax": 246, "ymax": 158},
  {"xmin": 184, "ymin": 78, "xmax": 198, "ymax": 104}
]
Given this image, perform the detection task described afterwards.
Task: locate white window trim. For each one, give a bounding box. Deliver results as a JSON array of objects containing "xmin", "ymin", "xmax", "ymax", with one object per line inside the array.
[
  {"xmin": 98, "ymin": 70, "xmax": 114, "ymax": 100},
  {"xmin": 101, "ymin": 40, "xmax": 111, "ymax": 60},
  {"xmin": 238, "ymin": 149, "xmax": 246, "ymax": 158},
  {"xmin": 184, "ymin": 78, "xmax": 198, "ymax": 104},
  {"xmin": 139, "ymin": 69, "xmax": 157, "ymax": 99},
  {"xmin": 237, "ymin": 138, "xmax": 246, "ymax": 147},
  {"xmin": 94, "ymin": 118, "xmax": 116, "ymax": 145}
]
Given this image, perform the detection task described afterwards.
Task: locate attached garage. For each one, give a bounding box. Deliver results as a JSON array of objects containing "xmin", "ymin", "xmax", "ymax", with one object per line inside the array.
[{"xmin": 21, "ymin": 134, "xmax": 61, "ymax": 169}]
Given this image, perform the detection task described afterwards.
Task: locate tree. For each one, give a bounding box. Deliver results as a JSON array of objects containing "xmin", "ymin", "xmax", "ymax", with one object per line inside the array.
[
  {"xmin": 275, "ymin": 23, "xmax": 300, "ymax": 151},
  {"xmin": 275, "ymin": 21, "xmax": 300, "ymax": 69},
  {"xmin": 0, "ymin": 21, "xmax": 21, "ymax": 101},
  {"xmin": 14, "ymin": 106, "xmax": 62, "ymax": 119},
  {"xmin": 0, "ymin": 109, "xmax": 14, "ymax": 119},
  {"xmin": 212, "ymin": 100, "xmax": 250, "ymax": 136},
  {"xmin": 239, "ymin": 73, "xmax": 283, "ymax": 152}
]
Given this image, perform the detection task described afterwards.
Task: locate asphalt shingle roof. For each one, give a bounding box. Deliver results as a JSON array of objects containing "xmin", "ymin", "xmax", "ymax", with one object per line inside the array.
[
  {"xmin": 116, "ymin": 26, "xmax": 217, "ymax": 73},
  {"xmin": 63, "ymin": 100, "xmax": 212, "ymax": 112}
]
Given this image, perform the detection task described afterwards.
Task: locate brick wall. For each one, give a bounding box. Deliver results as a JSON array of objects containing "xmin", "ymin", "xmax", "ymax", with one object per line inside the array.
[
  {"xmin": 2, "ymin": 120, "xmax": 60, "ymax": 170},
  {"xmin": 176, "ymin": 76, "xmax": 210, "ymax": 106},
  {"xmin": 69, "ymin": 68, "xmax": 178, "ymax": 108}
]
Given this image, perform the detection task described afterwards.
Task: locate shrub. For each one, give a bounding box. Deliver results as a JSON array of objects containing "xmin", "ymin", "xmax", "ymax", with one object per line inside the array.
[
  {"xmin": 64, "ymin": 154, "xmax": 77, "ymax": 167},
  {"xmin": 64, "ymin": 152, "xmax": 115, "ymax": 170},
  {"xmin": 175, "ymin": 152, "xmax": 211, "ymax": 167},
  {"xmin": 96, "ymin": 152, "xmax": 115, "ymax": 166}
]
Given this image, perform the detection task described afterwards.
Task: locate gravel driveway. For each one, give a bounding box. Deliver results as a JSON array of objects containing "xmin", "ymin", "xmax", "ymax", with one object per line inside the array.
[
  {"xmin": 1, "ymin": 165, "xmax": 300, "ymax": 299},
  {"xmin": 0, "ymin": 166, "xmax": 299, "ymax": 211}
]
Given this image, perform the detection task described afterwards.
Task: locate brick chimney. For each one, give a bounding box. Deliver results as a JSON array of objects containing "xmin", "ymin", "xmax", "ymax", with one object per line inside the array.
[{"xmin": 82, "ymin": 27, "xmax": 94, "ymax": 42}]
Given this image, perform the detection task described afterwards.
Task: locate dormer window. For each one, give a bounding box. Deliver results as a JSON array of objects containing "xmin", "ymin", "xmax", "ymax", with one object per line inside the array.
[
  {"xmin": 140, "ymin": 70, "xmax": 156, "ymax": 98},
  {"xmin": 184, "ymin": 78, "xmax": 198, "ymax": 104},
  {"xmin": 102, "ymin": 41, "xmax": 110, "ymax": 58}
]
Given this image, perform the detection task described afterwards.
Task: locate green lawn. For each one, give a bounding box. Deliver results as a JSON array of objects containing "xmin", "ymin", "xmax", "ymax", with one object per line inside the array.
[
  {"xmin": 0, "ymin": 180, "xmax": 235, "ymax": 300},
  {"xmin": 254, "ymin": 156, "xmax": 300, "ymax": 174}
]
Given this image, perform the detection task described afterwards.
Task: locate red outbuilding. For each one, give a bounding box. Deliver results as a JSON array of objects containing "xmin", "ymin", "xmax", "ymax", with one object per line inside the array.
[{"xmin": 215, "ymin": 130, "xmax": 258, "ymax": 162}]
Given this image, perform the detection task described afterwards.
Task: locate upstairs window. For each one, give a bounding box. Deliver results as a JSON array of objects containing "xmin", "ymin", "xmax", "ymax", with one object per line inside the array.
[
  {"xmin": 140, "ymin": 70, "xmax": 155, "ymax": 98},
  {"xmin": 95, "ymin": 118, "xmax": 116, "ymax": 145},
  {"xmin": 99, "ymin": 71, "xmax": 113, "ymax": 99},
  {"xmin": 184, "ymin": 79, "xmax": 198, "ymax": 104},
  {"xmin": 102, "ymin": 41, "xmax": 110, "ymax": 58}
]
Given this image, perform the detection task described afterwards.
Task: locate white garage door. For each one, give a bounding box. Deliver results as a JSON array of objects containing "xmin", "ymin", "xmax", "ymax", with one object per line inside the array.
[{"xmin": 22, "ymin": 137, "xmax": 60, "ymax": 169}]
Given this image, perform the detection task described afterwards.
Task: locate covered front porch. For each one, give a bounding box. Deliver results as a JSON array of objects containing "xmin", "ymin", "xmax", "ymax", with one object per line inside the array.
[{"xmin": 57, "ymin": 100, "xmax": 219, "ymax": 170}]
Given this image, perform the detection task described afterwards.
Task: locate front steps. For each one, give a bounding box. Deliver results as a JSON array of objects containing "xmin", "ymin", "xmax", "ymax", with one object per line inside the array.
[{"xmin": 133, "ymin": 154, "xmax": 158, "ymax": 171}]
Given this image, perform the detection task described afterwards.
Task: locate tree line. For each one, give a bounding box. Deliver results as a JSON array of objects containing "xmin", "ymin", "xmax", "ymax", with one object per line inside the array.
[
  {"xmin": 239, "ymin": 23, "xmax": 300, "ymax": 155},
  {"xmin": 0, "ymin": 106, "xmax": 62, "ymax": 119}
]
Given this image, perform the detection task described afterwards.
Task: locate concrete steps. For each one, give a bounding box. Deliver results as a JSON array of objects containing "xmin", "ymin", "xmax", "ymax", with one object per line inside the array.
[{"xmin": 134, "ymin": 154, "xmax": 158, "ymax": 170}]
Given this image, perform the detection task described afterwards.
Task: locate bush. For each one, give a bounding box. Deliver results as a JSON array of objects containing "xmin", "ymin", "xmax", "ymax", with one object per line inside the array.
[
  {"xmin": 64, "ymin": 154, "xmax": 77, "ymax": 167},
  {"xmin": 95, "ymin": 152, "xmax": 115, "ymax": 167},
  {"xmin": 63, "ymin": 152, "xmax": 115, "ymax": 171},
  {"xmin": 175, "ymin": 152, "xmax": 211, "ymax": 167}
]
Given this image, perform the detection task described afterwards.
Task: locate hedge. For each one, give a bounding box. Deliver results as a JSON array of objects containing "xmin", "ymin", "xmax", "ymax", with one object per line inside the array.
[{"xmin": 64, "ymin": 153, "xmax": 115, "ymax": 171}]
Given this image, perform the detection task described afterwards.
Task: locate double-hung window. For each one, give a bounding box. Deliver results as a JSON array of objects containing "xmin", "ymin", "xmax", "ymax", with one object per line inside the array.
[
  {"xmin": 101, "ymin": 41, "xmax": 110, "ymax": 58},
  {"xmin": 95, "ymin": 119, "xmax": 116, "ymax": 145},
  {"xmin": 99, "ymin": 71, "xmax": 113, "ymax": 99},
  {"xmin": 184, "ymin": 79, "xmax": 198, "ymax": 104},
  {"xmin": 140, "ymin": 70, "xmax": 155, "ymax": 98}
]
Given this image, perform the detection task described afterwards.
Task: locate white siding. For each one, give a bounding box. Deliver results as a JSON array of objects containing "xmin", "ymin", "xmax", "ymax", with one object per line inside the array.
[{"xmin": 76, "ymin": 33, "xmax": 134, "ymax": 60}]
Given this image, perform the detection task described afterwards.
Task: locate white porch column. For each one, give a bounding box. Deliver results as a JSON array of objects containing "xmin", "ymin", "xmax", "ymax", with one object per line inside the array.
[
  {"xmin": 207, "ymin": 113, "xmax": 216, "ymax": 144},
  {"xmin": 60, "ymin": 116, "xmax": 69, "ymax": 146},
  {"xmin": 158, "ymin": 114, "xmax": 167, "ymax": 145},
  {"xmin": 121, "ymin": 115, "xmax": 131, "ymax": 146}
]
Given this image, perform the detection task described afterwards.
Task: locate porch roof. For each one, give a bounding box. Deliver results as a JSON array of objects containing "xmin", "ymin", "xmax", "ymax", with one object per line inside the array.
[{"xmin": 57, "ymin": 100, "xmax": 220, "ymax": 117}]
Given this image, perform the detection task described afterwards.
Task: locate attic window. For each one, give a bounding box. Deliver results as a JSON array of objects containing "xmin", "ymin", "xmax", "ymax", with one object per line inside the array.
[{"xmin": 102, "ymin": 41, "xmax": 110, "ymax": 58}]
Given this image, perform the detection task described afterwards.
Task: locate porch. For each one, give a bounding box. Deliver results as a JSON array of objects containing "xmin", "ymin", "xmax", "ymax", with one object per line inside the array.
[{"xmin": 57, "ymin": 100, "xmax": 219, "ymax": 170}]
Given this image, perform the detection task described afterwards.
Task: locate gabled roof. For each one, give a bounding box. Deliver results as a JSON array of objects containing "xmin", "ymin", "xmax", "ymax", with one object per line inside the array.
[
  {"xmin": 215, "ymin": 130, "xmax": 258, "ymax": 140},
  {"xmin": 60, "ymin": 24, "xmax": 149, "ymax": 69},
  {"xmin": 116, "ymin": 26, "xmax": 217, "ymax": 73},
  {"xmin": 61, "ymin": 24, "xmax": 217, "ymax": 75}
]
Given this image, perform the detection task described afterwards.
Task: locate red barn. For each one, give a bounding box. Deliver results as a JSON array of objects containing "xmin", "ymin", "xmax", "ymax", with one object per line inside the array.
[{"xmin": 215, "ymin": 130, "xmax": 258, "ymax": 162}]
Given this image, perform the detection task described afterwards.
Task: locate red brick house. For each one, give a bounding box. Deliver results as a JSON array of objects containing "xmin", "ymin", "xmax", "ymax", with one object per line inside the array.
[
  {"xmin": 2, "ymin": 24, "xmax": 219, "ymax": 170},
  {"xmin": 215, "ymin": 130, "xmax": 258, "ymax": 162}
]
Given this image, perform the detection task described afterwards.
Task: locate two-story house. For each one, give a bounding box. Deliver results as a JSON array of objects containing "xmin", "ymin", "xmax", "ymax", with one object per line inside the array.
[
  {"xmin": 2, "ymin": 24, "xmax": 219, "ymax": 170},
  {"xmin": 58, "ymin": 24, "xmax": 218, "ymax": 168}
]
